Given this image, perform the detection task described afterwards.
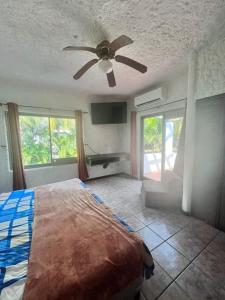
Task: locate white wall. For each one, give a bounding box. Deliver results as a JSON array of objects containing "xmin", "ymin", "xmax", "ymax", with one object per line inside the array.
[
  {"xmin": 186, "ymin": 32, "xmax": 225, "ymax": 223},
  {"xmin": 180, "ymin": 29, "xmax": 225, "ymax": 220},
  {"xmin": 192, "ymin": 96, "xmax": 225, "ymax": 226},
  {"xmin": 166, "ymin": 71, "xmax": 188, "ymax": 103},
  {"xmin": 195, "ymin": 31, "xmax": 225, "ymax": 100},
  {"xmin": 0, "ymin": 79, "xmax": 130, "ymax": 192}
]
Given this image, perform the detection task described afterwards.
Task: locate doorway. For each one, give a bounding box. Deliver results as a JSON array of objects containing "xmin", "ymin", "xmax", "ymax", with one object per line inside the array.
[{"xmin": 142, "ymin": 111, "xmax": 183, "ymax": 181}]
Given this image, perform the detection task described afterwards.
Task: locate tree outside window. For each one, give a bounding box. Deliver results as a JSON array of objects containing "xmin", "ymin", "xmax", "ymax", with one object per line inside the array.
[{"xmin": 19, "ymin": 115, "xmax": 76, "ymax": 167}]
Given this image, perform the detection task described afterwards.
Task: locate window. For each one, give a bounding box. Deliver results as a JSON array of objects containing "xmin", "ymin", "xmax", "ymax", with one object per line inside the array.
[
  {"xmin": 19, "ymin": 114, "xmax": 77, "ymax": 167},
  {"xmin": 165, "ymin": 117, "xmax": 183, "ymax": 171},
  {"xmin": 143, "ymin": 116, "xmax": 163, "ymax": 181}
]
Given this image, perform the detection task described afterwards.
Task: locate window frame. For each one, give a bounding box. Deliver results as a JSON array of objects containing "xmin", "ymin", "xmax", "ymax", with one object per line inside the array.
[
  {"xmin": 7, "ymin": 112, "xmax": 77, "ymax": 169},
  {"xmin": 140, "ymin": 108, "xmax": 184, "ymax": 182}
]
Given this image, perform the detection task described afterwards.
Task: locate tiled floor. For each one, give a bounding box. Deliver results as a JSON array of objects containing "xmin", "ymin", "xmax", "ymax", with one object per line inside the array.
[{"xmin": 86, "ymin": 174, "xmax": 225, "ymax": 300}]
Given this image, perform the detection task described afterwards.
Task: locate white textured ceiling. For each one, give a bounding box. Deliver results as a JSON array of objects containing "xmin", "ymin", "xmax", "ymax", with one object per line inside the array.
[{"xmin": 0, "ymin": 0, "xmax": 225, "ymax": 96}]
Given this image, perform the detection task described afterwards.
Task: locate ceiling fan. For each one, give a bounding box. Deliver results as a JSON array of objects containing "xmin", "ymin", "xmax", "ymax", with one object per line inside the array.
[{"xmin": 63, "ymin": 35, "xmax": 147, "ymax": 87}]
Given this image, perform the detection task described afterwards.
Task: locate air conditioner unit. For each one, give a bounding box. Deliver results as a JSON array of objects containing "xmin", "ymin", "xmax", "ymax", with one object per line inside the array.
[{"xmin": 134, "ymin": 87, "xmax": 166, "ymax": 110}]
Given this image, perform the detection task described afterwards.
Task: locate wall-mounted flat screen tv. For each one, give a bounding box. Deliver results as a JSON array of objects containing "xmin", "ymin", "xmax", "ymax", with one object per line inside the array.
[{"xmin": 91, "ymin": 102, "xmax": 127, "ymax": 124}]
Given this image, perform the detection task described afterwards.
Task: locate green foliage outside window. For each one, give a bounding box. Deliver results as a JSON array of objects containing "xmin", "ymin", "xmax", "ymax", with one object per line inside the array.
[
  {"xmin": 50, "ymin": 117, "xmax": 77, "ymax": 159},
  {"xmin": 172, "ymin": 118, "xmax": 182, "ymax": 152},
  {"xmin": 143, "ymin": 116, "xmax": 182, "ymax": 154},
  {"xmin": 144, "ymin": 117, "xmax": 163, "ymax": 153},
  {"xmin": 20, "ymin": 115, "xmax": 51, "ymax": 165},
  {"xmin": 19, "ymin": 115, "xmax": 76, "ymax": 167}
]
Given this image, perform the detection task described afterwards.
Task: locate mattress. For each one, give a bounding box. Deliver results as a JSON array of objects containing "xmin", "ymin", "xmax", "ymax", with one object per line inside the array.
[{"xmin": 0, "ymin": 179, "xmax": 154, "ymax": 300}]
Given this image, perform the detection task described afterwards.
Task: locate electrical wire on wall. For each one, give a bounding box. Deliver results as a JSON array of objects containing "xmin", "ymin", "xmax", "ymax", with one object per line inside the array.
[
  {"xmin": 84, "ymin": 143, "xmax": 99, "ymax": 155},
  {"xmin": 81, "ymin": 111, "xmax": 99, "ymax": 156}
]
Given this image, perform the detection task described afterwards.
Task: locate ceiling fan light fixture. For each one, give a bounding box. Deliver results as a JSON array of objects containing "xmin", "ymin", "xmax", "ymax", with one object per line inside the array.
[
  {"xmin": 98, "ymin": 59, "xmax": 113, "ymax": 74},
  {"xmin": 64, "ymin": 35, "xmax": 147, "ymax": 87}
]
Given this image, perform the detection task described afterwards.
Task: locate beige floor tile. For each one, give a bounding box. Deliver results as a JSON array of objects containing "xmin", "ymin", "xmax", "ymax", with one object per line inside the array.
[
  {"xmin": 137, "ymin": 227, "xmax": 163, "ymax": 250},
  {"xmin": 162, "ymin": 213, "xmax": 192, "ymax": 228},
  {"xmin": 193, "ymin": 248, "xmax": 225, "ymax": 288},
  {"xmin": 148, "ymin": 221, "xmax": 180, "ymax": 240},
  {"xmin": 176, "ymin": 264, "xmax": 225, "ymax": 300},
  {"xmin": 152, "ymin": 242, "xmax": 189, "ymax": 278},
  {"xmin": 167, "ymin": 230, "xmax": 206, "ymax": 260},
  {"xmin": 141, "ymin": 262, "xmax": 172, "ymax": 300},
  {"xmin": 184, "ymin": 220, "xmax": 219, "ymax": 243},
  {"xmin": 158, "ymin": 283, "xmax": 191, "ymax": 300},
  {"xmin": 206, "ymin": 231, "xmax": 225, "ymax": 258}
]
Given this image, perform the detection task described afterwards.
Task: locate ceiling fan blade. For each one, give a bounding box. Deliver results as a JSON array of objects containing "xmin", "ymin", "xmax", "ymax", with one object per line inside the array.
[
  {"xmin": 109, "ymin": 35, "xmax": 133, "ymax": 51},
  {"xmin": 73, "ymin": 59, "xmax": 98, "ymax": 79},
  {"xmin": 63, "ymin": 46, "xmax": 96, "ymax": 54},
  {"xmin": 115, "ymin": 55, "xmax": 147, "ymax": 73},
  {"xmin": 107, "ymin": 70, "xmax": 116, "ymax": 87}
]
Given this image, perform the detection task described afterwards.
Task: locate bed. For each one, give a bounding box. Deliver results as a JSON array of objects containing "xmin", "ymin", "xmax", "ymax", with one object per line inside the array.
[{"xmin": 0, "ymin": 179, "xmax": 154, "ymax": 300}]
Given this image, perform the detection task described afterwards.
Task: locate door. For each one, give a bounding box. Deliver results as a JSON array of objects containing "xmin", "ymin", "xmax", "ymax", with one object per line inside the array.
[{"xmin": 142, "ymin": 111, "xmax": 184, "ymax": 181}]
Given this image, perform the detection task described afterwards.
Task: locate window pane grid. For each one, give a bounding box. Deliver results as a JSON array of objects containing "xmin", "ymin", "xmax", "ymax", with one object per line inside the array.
[
  {"xmin": 50, "ymin": 117, "xmax": 77, "ymax": 160},
  {"xmin": 19, "ymin": 114, "xmax": 76, "ymax": 168}
]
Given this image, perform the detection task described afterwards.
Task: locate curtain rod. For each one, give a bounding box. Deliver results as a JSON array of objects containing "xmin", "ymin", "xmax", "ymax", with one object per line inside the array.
[{"xmin": 0, "ymin": 102, "xmax": 88, "ymax": 114}]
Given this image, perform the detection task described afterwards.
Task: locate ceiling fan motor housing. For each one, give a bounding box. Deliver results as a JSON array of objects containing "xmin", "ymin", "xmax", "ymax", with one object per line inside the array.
[{"xmin": 96, "ymin": 40, "xmax": 115, "ymax": 60}]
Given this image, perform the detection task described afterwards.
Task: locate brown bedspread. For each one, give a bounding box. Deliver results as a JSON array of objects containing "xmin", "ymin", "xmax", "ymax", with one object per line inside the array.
[{"xmin": 23, "ymin": 184, "xmax": 153, "ymax": 300}]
